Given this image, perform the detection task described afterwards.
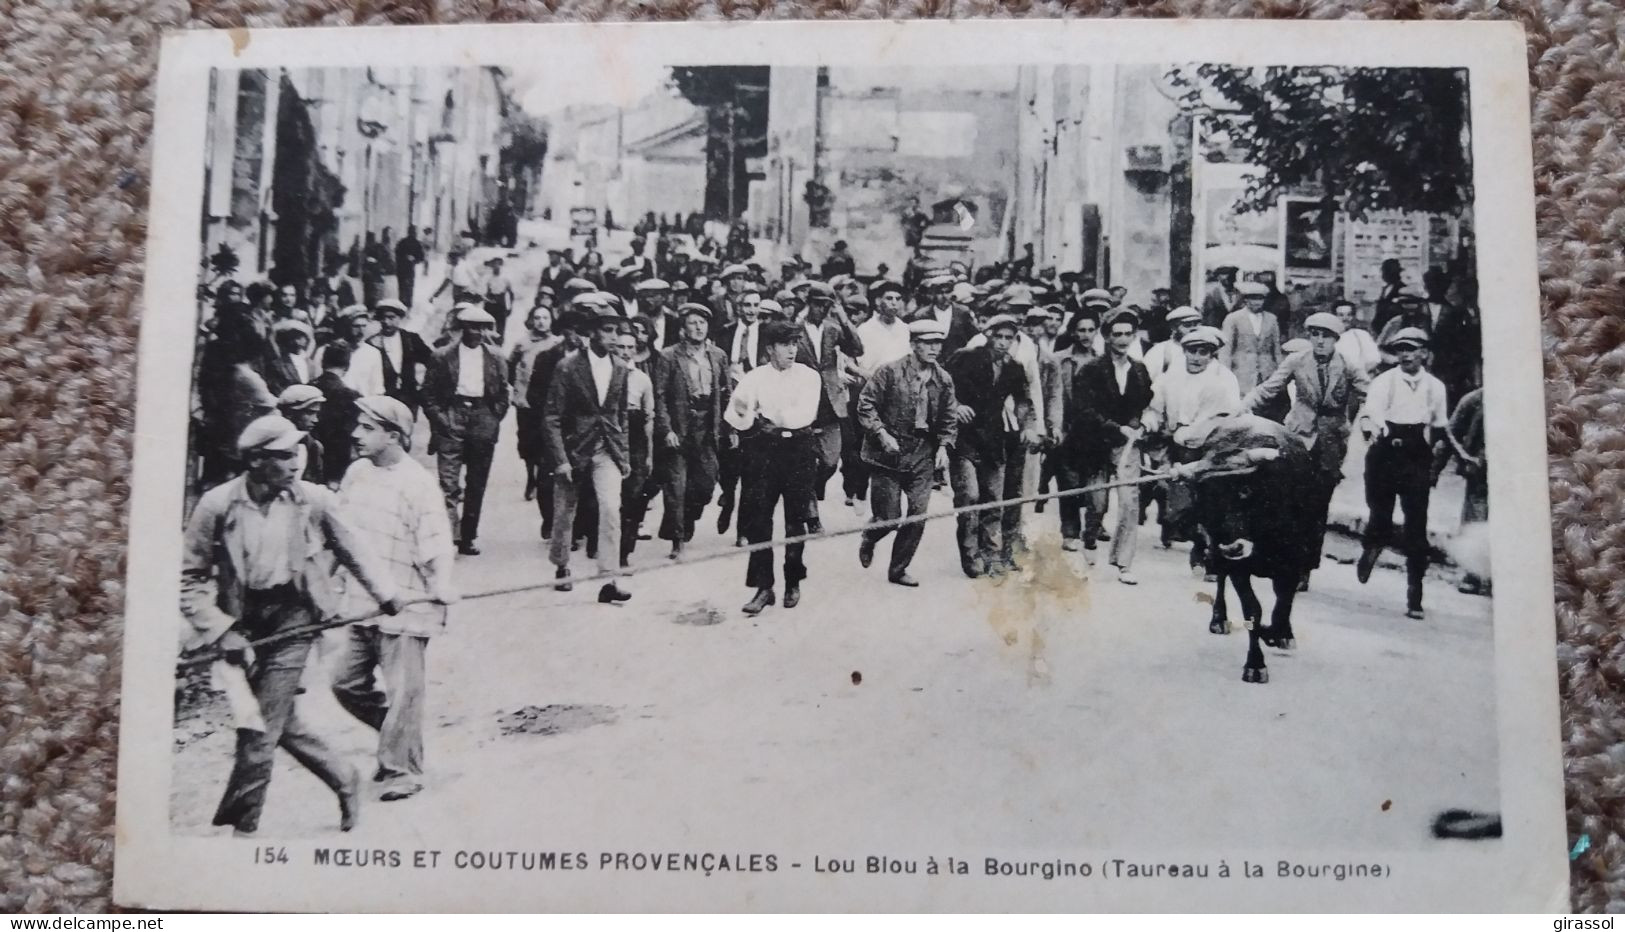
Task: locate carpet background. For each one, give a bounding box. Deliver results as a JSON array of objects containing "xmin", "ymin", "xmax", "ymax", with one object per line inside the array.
[{"xmin": 0, "ymin": 0, "xmax": 1619, "ymax": 913}]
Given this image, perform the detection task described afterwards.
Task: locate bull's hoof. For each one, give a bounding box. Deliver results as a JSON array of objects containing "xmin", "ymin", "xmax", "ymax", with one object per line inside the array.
[
  {"xmin": 1209, "ymin": 618, "xmax": 1231, "ymax": 635},
  {"xmin": 1241, "ymin": 666, "xmax": 1269, "ymax": 684},
  {"xmin": 1264, "ymin": 637, "xmax": 1296, "ymax": 651}
]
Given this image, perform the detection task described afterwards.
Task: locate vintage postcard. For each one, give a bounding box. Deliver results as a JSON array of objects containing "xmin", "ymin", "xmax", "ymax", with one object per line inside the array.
[{"xmin": 113, "ymin": 19, "xmax": 1563, "ymax": 911}]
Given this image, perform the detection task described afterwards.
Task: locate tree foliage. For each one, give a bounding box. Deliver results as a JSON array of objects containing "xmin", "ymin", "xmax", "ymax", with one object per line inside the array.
[
  {"xmin": 669, "ymin": 67, "xmax": 770, "ymax": 219},
  {"xmin": 1165, "ymin": 65, "xmax": 1474, "ymax": 220}
]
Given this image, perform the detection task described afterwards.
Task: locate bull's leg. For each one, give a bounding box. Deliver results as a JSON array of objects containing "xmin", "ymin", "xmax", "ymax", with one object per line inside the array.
[
  {"xmin": 1263, "ymin": 575, "xmax": 1299, "ymax": 650},
  {"xmin": 1231, "ymin": 574, "xmax": 1263, "ymax": 630},
  {"xmin": 1241, "ymin": 625, "xmax": 1269, "ymax": 684},
  {"xmin": 1209, "ymin": 571, "xmax": 1231, "ymax": 635}
]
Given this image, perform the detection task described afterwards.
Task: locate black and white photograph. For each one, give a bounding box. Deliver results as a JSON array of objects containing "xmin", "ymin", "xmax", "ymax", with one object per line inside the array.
[{"xmin": 114, "ymin": 20, "xmax": 1562, "ymax": 912}]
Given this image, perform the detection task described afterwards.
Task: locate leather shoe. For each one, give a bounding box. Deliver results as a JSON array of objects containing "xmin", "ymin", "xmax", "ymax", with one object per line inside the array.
[
  {"xmin": 1061, "ymin": 538, "xmax": 1081, "ymax": 552},
  {"xmin": 716, "ymin": 496, "xmax": 734, "ymax": 534},
  {"xmin": 1356, "ymin": 547, "xmax": 1378, "ymax": 584},
  {"xmin": 554, "ymin": 566, "xmax": 573, "ymax": 592},
  {"xmin": 784, "ymin": 584, "xmax": 801, "ymax": 608},
  {"xmin": 457, "ymin": 542, "xmax": 481, "ymax": 556},
  {"xmin": 379, "ymin": 780, "xmax": 423, "ymax": 802},
  {"xmin": 858, "ymin": 537, "xmax": 876, "ymax": 569},
  {"xmin": 889, "ymin": 572, "xmax": 920, "ymax": 588},
  {"xmin": 338, "ymin": 770, "xmax": 362, "ymax": 832},
  {"xmin": 1405, "ymin": 607, "xmax": 1425, "ymax": 620},
  {"xmin": 742, "ymin": 589, "xmax": 775, "ymax": 615},
  {"xmin": 598, "ymin": 583, "xmax": 631, "ymax": 604}
]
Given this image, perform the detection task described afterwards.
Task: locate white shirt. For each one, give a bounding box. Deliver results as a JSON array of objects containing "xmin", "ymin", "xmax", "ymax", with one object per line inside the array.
[
  {"xmin": 729, "ymin": 321, "xmax": 760, "ymax": 380},
  {"xmin": 1113, "ymin": 356, "xmax": 1133, "ymax": 395},
  {"xmin": 344, "ymin": 341, "xmax": 387, "ymax": 397},
  {"xmin": 1337, "ymin": 329, "xmax": 1381, "ymax": 375},
  {"xmin": 1148, "ymin": 360, "xmax": 1243, "ymax": 440},
  {"xmin": 290, "ymin": 354, "xmax": 311, "ymax": 384},
  {"xmin": 724, "ymin": 362, "xmax": 822, "ymax": 432},
  {"xmin": 802, "ymin": 323, "xmax": 823, "ymax": 363},
  {"xmin": 379, "ymin": 331, "xmax": 403, "ymax": 373},
  {"xmin": 335, "ymin": 456, "xmax": 454, "ymax": 637},
  {"xmin": 1090, "ymin": 333, "xmax": 1145, "ymax": 361},
  {"xmin": 455, "ymin": 343, "xmax": 486, "ymax": 397},
  {"xmin": 1143, "ymin": 339, "xmax": 1186, "ymax": 384},
  {"xmin": 855, "ymin": 316, "xmax": 911, "ymax": 375},
  {"xmin": 1361, "ymin": 366, "xmax": 1448, "ymax": 430},
  {"xmin": 586, "ymin": 347, "xmax": 614, "ymax": 404},
  {"xmin": 451, "ymin": 261, "xmax": 482, "ymax": 294}
]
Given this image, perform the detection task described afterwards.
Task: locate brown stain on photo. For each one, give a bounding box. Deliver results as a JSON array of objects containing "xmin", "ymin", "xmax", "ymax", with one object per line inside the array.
[
  {"xmin": 976, "ymin": 534, "xmax": 1091, "ymax": 686},
  {"xmin": 227, "ymin": 28, "xmax": 251, "ymax": 57}
]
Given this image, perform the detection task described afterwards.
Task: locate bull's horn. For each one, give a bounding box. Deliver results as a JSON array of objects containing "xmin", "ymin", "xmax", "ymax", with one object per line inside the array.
[{"xmin": 1242, "ymin": 447, "xmax": 1280, "ymax": 464}]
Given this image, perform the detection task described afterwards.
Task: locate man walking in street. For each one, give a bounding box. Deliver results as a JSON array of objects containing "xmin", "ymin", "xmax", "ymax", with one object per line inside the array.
[
  {"xmin": 1066, "ymin": 307, "xmax": 1153, "ymax": 583},
  {"xmin": 1355, "ymin": 327, "xmax": 1449, "ymax": 619},
  {"xmin": 726, "ymin": 322, "xmax": 823, "ymax": 615},
  {"xmin": 945, "ymin": 314, "xmax": 1035, "ymax": 578},
  {"xmin": 857, "ymin": 319, "xmax": 958, "ymax": 586},
  {"xmin": 715, "ymin": 286, "xmax": 766, "ymax": 540},
  {"xmin": 655, "ymin": 303, "xmax": 729, "ymax": 558},
  {"xmin": 1220, "ymin": 280, "xmax": 1285, "ymax": 421},
  {"xmin": 180, "ymin": 414, "xmax": 401, "ymax": 836},
  {"xmin": 795, "ymin": 281, "xmax": 864, "ymax": 503},
  {"xmin": 370, "ymin": 299, "xmax": 433, "ymax": 418},
  {"xmin": 910, "ymin": 270, "xmax": 978, "ymax": 357},
  {"xmin": 393, "ymin": 226, "xmax": 426, "ymax": 309},
  {"xmin": 330, "ymin": 397, "xmax": 458, "ymax": 803},
  {"xmin": 422, "ymin": 305, "xmax": 510, "ymax": 556},
  {"xmin": 1243, "ymin": 311, "xmax": 1369, "ymax": 590},
  {"xmin": 544, "ymin": 306, "xmax": 634, "ymax": 603},
  {"xmin": 1201, "ymin": 265, "xmax": 1240, "ymax": 329}
]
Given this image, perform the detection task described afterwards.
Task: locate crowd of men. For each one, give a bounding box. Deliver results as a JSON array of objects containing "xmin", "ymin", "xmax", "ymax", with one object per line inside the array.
[{"xmin": 181, "ymin": 230, "xmax": 1487, "ymax": 836}]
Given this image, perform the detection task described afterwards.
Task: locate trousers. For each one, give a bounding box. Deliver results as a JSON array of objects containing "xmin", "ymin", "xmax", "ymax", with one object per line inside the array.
[
  {"xmin": 1086, "ymin": 442, "xmax": 1141, "ymax": 570},
  {"xmin": 551, "ymin": 452, "xmax": 625, "ymax": 576},
  {"xmin": 212, "ymin": 585, "xmax": 355, "ymax": 833},
  {"xmin": 330, "ymin": 626, "xmax": 430, "ymax": 782},
  {"xmin": 950, "ymin": 454, "xmax": 1005, "ymax": 567},
  {"xmin": 435, "ymin": 407, "xmax": 498, "ymax": 545},
  {"xmin": 865, "ymin": 441, "xmax": 936, "ymax": 576},
  {"xmin": 660, "ymin": 407, "xmax": 719, "ymax": 544},
  {"xmin": 741, "ymin": 432, "xmax": 816, "ymax": 589},
  {"xmin": 1364, "ymin": 424, "xmax": 1433, "ymax": 608}
]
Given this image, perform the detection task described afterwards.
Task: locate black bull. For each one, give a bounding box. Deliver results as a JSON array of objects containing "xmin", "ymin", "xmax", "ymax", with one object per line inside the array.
[{"xmin": 1182, "ymin": 416, "xmax": 1320, "ymax": 684}]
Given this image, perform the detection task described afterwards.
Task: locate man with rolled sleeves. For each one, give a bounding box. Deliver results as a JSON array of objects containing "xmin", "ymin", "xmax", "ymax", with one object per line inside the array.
[
  {"xmin": 330, "ymin": 396, "xmax": 458, "ymax": 803},
  {"xmin": 1355, "ymin": 327, "xmax": 1449, "ymax": 619},
  {"xmin": 655, "ymin": 303, "xmax": 730, "ymax": 557},
  {"xmin": 857, "ymin": 319, "xmax": 958, "ymax": 586},
  {"xmin": 1244, "ymin": 311, "xmax": 1369, "ymax": 590},
  {"xmin": 1144, "ymin": 325, "xmax": 1241, "ymax": 563},
  {"xmin": 422, "ymin": 305, "xmax": 510, "ymax": 556},
  {"xmin": 1220, "ymin": 280, "xmax": 1285, "ymax": 421},
  {"xmin": 795, "ymin": 280, "xmax": 864, "ymax": 502},
  {"xmin": 727, "ymin": 321, "xmax": 823, "ymax": 615},
  {"xmin": 180, "ymin": 414, "xmax": 401, "ymax": 836}
]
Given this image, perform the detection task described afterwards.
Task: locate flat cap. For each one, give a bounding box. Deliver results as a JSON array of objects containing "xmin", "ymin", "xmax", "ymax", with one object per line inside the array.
[
  {"xmin": 1180, "ymin": 325, "xmax": 1225, "ymax": 350},
  {"xmin": 634, "ymin": 278, "xmax": 670, "ymax": 293},
  {"xmin": 590, "ymin": 304, "xmax": 627, "ymax": 322},
  {"xmin": 1080, "ymin": 288, "xmax": 1115, "ymax": 307},
  {"xmin": 1213, "ymin": 264, "xmax": 1239, "ymax": 275},
  {"xmin": 237, "ymin": 414, "xmax": 305, "ymax": 454},
  {"xmin": 337, "ymin": 304, "xmax": 371, "ymax": 321},
  {"xmin": 1281, "ymin": 338, "xmax": 1312, "ymax": 355},
  {"xmin": 843, "ymin": 292, "xmax": 870, "ymax": 310},
  {"xmin": 276, "ymin": 384, "xmax": 325, "ymax": 411},
  {"xmin": 921, "ymin": 269, "xmax": 955, "ymax": 288},
  {"xmin": 1236, "ymin": 281, "xmax": 1270, "ymax": 298},
  {"xmin": 374, "ymin": 298, "xmax": 409, "ymax": 317},
  {"xmin": 454, "ymin": 304, "xmax": 496, "ymax": 326},
  {"xmin": 1383, "ymin": 326, "xmax": 1430, "ymax": 349},
  {"xmin": 355, "ymin": 395, "xmax": 416, "ymax": 439},
  {"xmin": 757, "ymin": 299, "xmax": 786, "ymax": 319},
  {"xmin": 802, "ymin": 280, "xmax": 837, "ymax": 301},
  {"xmin": 721, "ymin": 263, "xmax": 752, "ymax": 280},
  {"xmin": 1164, "ymin": 305, "xmax": 1202, "ymax": 326},
  {"xmin": 1303, "ymin": 311, "xmax": 1345, "ymax": 335},
  {"xmin": 1000, "ymin": 285, "xmax": 1036, "ymax": 309},
  {"xmin": 571, "ymin": 291, "xmax": 612, "ymax": 308},
  {"xmin": 952, "ymin": 282, "xmax": 975, "ymax": 303},
  {"xmin": 272, "ymin": 318, "xmax": 315, "ymax": 342},
  {"xmin": 761, "ymin": 320, "xmax": 803, "ymax": 345},
  {"xmin": 1103, "ymin": 306, "xmax": 1140, "ymax": 330},
  {"xmin": 869, "ymin": 280, "xmax": 904, "ymax": 299},
  {"xmin": 1022, "ymin": 306, "xmax": 1050, "ymax": 322},
  {"xmin": 983, "ymin": 313, "xmax": 1020, "ymax": 333},
  {"xmin": 563, "ymin": 277, "xmax": 597, "ymax": 292},
  {"xmin": 677, "ymin": 302, "xmax": 713, "ymax": 320},
  {"xmin": 909, "ymin": 319, "xmax": 947, "ymax": 341}
]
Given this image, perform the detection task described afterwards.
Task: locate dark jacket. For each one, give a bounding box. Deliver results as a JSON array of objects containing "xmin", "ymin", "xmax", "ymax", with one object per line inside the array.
[
  {"xmin": 906, "ymin": 304, "xmax": 978, "ymax": 358},
  {"xmin": 857, "ymin": 353, "xmax": 958, "ymax": 472},
  {"xmin": 653, "ymin": 342, "xmax": 729, "ymax": 447},
  {"xmin": 311, "ymin": 371, "xmax": 360, "ymax": 485},
  {"xmin": 1065, "ymin": 353, "xmax": 1153, "ymax": 472},
  {"xmin": 369, "ymin": 329, "xmax": 434, "ymax": 410},
  {"xmin": 944, "ymin": 345, "xmax": 1031, "ymax": 465},
  {"xmin": 794, "ymin": 315, "xmax": 864, "ymax": 423},
  {"xmin": 543, "ymin": 349, "xmax": 631, "ymax": 473},
  {"xmin": 422, "ymin": 343, "xmax": 510, "ymax": 452},
  {"xmin": 718, "ymin": 321, "xmax": 770, "ymax": 376}
]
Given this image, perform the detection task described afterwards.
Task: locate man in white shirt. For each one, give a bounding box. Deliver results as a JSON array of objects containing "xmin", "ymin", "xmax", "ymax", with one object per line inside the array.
[
  {"xmin": 1355, "ymin": 327, "xmax": 1450, "ymax": 619},
  {"xmin": 1144, "ymin": 326, "xmax": 1241, "ymax": 560},
  {"xmin": 1142, "ymin": 306, "xmax": 1202, "ymax": 385},
  {"xmin": 421, "ymin": 305, "xmax": 510, "ymax": 556},
  {"xmin": 1332, "ymin": 299, "xmax": 1381, "ymax": 376},
  {"xmin": 330, "ymin": 396, "xmax": 457, "ymax": 803},
  {"xmin": 320, "ymin": 306, "xmax": 387, "ymax": 398},
  {"xmin": 856, "ymin": 281, "xmax": 913, "ymax": 376},
  {"xmin": 726, "ymin": 321, "xmax": 823, "ymax": 615}
]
